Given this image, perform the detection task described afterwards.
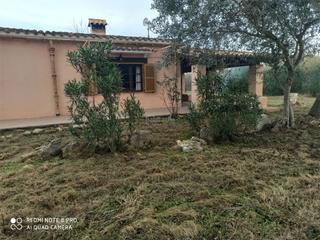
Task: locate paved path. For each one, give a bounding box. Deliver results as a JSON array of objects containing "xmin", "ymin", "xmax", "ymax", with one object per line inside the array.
[
  {"xmin": 0, "ymin": 107, "xmax": 189, "ymax": 130},
  {"xmin": 0, "ymin": 106, "xmax": 278, "ymax": 130}
]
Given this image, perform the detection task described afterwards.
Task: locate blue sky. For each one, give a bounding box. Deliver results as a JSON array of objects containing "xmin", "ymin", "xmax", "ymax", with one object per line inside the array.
[{"xmin": 0, "ymin": 0, "xmax": 158, "ymax": 37}]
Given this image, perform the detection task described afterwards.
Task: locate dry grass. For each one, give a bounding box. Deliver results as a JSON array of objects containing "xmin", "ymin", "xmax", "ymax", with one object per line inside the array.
[
  {"xmin": 0, "ymin": 101, "xmax": 320, "ymax": 239},
  {"xmin": 267, "ymin": 95, "xmax": 315, "ymax": 114}
]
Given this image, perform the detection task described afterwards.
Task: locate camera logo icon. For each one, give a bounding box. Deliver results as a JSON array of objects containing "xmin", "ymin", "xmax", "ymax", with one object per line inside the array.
[{"xmin": 10, "ymin": 218, "xmax": 23, "ymax": 230}]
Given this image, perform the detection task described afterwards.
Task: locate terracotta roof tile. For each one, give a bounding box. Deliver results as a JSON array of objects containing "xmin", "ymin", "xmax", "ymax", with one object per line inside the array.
[
  {"xmin": 0, "ymin": 27, "xmax": 170, "ymax": 45},
  {"xmin": 112, "ymin": 46, "xmax": 154, "ymax": 53}
]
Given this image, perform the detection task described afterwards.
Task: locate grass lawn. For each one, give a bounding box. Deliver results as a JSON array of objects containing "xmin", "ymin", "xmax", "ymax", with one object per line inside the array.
[
  {"xmin": 267, "ymin": 95, "xmax": 315, "ymax": 113},
  {"xmin": 0, "ymin": 97, "xmax": 320, "ymax": 239}
]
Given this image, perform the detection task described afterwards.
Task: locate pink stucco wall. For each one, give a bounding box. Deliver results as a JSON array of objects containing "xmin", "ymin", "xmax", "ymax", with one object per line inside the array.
[
  {"xmin": 0, "ymin": 38, "xmax": 54, "ymax": 120},
  {"xmin": 0, "ymin": 38, "xmax": 178, "ymax": 120}
]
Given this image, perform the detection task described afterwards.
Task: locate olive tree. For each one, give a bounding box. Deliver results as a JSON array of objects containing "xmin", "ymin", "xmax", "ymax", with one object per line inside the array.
[{"xmin": 151, "ymin": 0, "xmax": 320, "ymax": 127}]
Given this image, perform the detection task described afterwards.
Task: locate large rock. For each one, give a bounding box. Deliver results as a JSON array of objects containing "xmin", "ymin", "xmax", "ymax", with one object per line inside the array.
[
  {"xmin": 256, "ymin": 114, "xmax": 274, "ymax": 131},
  {"xmin": 62, "ymin": 140, "xmax": 91, "ymax": 159},
  {"xmin": 39, "ymin": 139, "xmax": 62, "ymax": 159},
  {"xmin": 130, "ymin": 130, "xmax": 153, "ymax": 149},
  {"xmin": 176, "ymin": 137, "xmax": 206, "ymax": 152}
]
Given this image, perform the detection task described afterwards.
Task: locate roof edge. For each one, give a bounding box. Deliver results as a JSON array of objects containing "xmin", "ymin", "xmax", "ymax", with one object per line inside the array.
[{"xmin": 0, "ymin": 27, "xmax": 171, "ymax": 45}]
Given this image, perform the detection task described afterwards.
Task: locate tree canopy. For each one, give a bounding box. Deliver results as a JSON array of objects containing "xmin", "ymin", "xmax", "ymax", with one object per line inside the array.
[
  {"xmin": 151, "ymin": 0, "xmax": 320, "ymax": 127},
  {"xmin": 152, "ymin": 0, "xmax": 320, "ymax": 58}
]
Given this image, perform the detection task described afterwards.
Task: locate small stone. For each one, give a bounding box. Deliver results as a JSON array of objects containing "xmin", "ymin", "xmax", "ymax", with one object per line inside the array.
[
  {"xmin": 0, "ymin": 153, "xmax": 7, "ymax": 160},
  {"xmin": 137, "ymin": 152, "xmax": 147, "ymax": 160},
  {"xmin": 176, "ymin": 137, "xmax": 206, "ymax": 152},
  {"xmin": 23, "ymin": 130, "xmax": 32, "ymax": 136},
  {"xmin": 56, "ymin": 127, "xmax": 63, "ymax": 132},
  {"xmin": 182, "ymin": 146, "xmax": 192, "ymax": 152},
  {"xmin": 191, "ymin": 137, "xmax": 206, "ymax": 145},
  {"xmin": 72, "ymin": 124, "xmax": 84, "ymax": 129},
  {"xmin": 32, "ymin": 128, "xmax": 44, "ymax": 134},
  {"xmin": 21, "ymin": 164, "xmax": 34, "ymax": 171},
  {"xmin": 310, "ymin": 120, "xmax": 320, "ymax": 126},
  {"xmin": 5, "ymin": 134, "xmax": 13, "ymax": 139}
]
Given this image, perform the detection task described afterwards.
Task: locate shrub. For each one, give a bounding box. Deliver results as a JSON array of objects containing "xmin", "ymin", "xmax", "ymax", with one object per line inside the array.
[
  {"xmin": 225, "ymin": 76, "xmax": 248, "ymax": 94},
  {"xmin": 157, "ymin": 76, "xmax": 181, "ymax": 118},
  {"xmin": 186, "ymin": 104, "xmax": 203, "ymax": 135},
  {"xmin": 123, "ymin": 94, "xmax": 145, "ymax": 142},
  {"xmin": 64, "ymin": 42, "xmax": 144, "ymax": 152},
  {"xmin": 187, "ymin": 71, "xmax": 262, "ymax": 142}
]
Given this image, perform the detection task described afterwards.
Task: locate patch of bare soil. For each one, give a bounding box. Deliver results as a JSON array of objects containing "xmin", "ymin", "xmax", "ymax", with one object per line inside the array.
[{"xmin": 0, "ymin": 117, "xmax": 320, "ymax": 240}]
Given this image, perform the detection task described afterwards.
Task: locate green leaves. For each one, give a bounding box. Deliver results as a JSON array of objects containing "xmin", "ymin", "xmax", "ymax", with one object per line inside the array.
[
  {"xmin": 151, "ymin": 0, "xmax": 320, "ymax": 64},
  {"xmin": 64, "ymin": 42, "xmax": 144, "ymax": 152},
  {"xmin": 64, "ymin": 79, "xmax": 86, "ymax": 98},
  {"xmin": 157, "ymin": 76, "xmax": 181, "ymax": 118},
  {"xmin": 123, "ymin": 94, "xmax": 145, "ymax": 142},
  {"xmin": 97, "ymin": 70, "xmax": 122, "ymax": 101},
  {"xmin": 187, "ymin": 70, "xmax": 262, "ymax": 142},
  {"xmin": 67, "ymin": 42, "xmax": 114, "ymax": 76}
]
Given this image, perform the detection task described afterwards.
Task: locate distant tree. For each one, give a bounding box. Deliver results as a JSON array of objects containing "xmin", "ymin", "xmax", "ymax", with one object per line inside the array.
[
  {"xmin": 313, "ymin": 0, "xmax": 320, "ymax": 10},
  {"xmin": 72, "ymin": 19, "xmax": 89, "ymax": 33},
  {"xmin": 308, "ymin": 1, "xmax": 320, "ymax": 117},
  {"xmin": 143, "ymin": 17, "xmax": 151, "ymax": 38},
  {"xmin": 151, "ymin": 0, "xmax": 320, "ymax": 127}
]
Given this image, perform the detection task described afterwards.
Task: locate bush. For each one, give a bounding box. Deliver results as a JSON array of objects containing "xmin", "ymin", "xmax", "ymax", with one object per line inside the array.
[
  {"xmin": 64, "ymin": 42, "xmax": 144, "ymax": 152},
  {"xmin": 123, "ymin": 94, "xmax": 145, "ymax": 142},
  {"xmin": 157, "ymin": 76, "xmax": 181, "ymax": 118},
  {"xmin": 186, "ymin": 104, "xmax": 203, "ymax": 135},
  {"xmin": 225, "ymin": 76, "xmax": 248, "ymax": 94},
  {"xmin": 187, "ymin": 71, "xmax": 262, "ymax": 142}
]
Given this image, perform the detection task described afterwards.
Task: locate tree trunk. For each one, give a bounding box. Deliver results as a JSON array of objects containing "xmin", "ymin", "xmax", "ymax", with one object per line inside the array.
[
  {"xmin": 309, "ymin": 95, "xmax": 320, "ymax": 117},
  {"xmin": 283, "ymin": 70, "xmax": 295, "ymax": 128}
]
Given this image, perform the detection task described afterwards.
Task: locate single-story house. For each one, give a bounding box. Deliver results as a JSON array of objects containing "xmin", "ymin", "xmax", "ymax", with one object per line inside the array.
[{"xmin": 0, "ymin": 18, "xmax": 267, "ymax": 121}]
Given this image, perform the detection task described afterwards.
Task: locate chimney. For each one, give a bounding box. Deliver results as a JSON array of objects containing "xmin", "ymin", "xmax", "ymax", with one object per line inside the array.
[{"xmin": 88, "ymin": 18, "xmax": 107, "ymax": 35}]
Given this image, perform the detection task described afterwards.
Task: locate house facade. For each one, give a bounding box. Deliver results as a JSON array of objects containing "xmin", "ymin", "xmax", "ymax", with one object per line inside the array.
[{"xmin": 0, "ymin": 19, "xmax": 267, "ymax": 121}]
